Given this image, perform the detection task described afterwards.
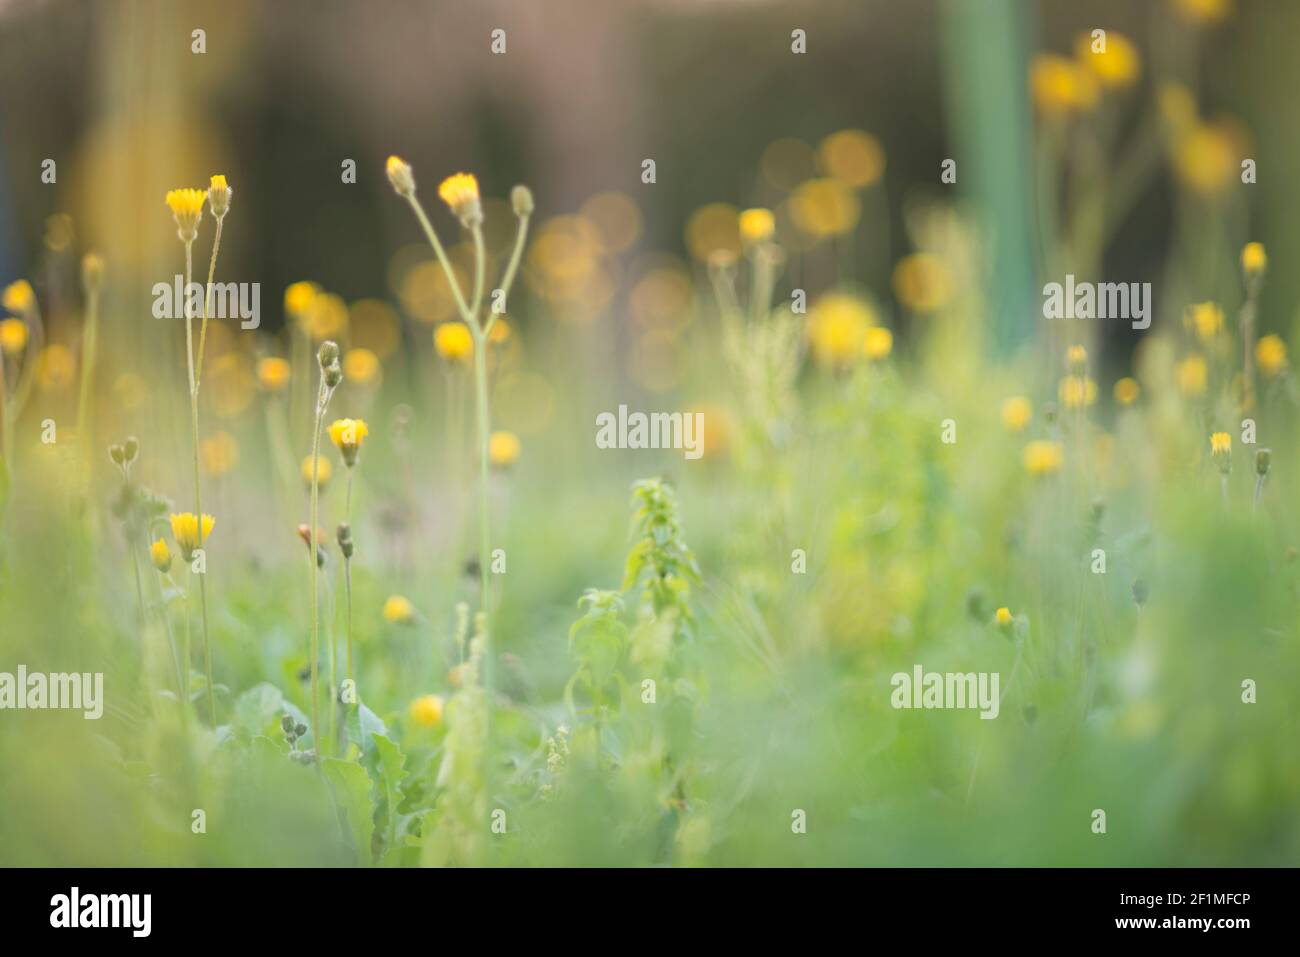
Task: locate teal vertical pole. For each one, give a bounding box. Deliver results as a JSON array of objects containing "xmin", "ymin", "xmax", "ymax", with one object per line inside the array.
[{"xmin": 941, "ymin": 0, "xmax": 1038, "ymax": 353}]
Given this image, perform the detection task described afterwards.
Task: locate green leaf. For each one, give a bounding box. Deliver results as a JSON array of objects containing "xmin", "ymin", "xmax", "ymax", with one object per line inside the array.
[
  {"xmin": 322, "ymin": 757, "xmax": 375, "ymax": 866},
  {"xmin": 232, "ymin": 682, "xmax": 307, "ymax": 741},
  {"xmin": 621, "ymin": 539, "xmax": 652, "ymax": 592},
  {"xmin": 345, "ymin": 700, "xmax": 388, "ymax": 756},
  {"xmin": 368, "ymin": 734, "xmax": 409, "ymax": 863},
  {"xmin": 233, "ymin": 682, "xmax": 285, "ymax": 732},
  {"xmin": 572, "ymin": 616, "xmax": 627, "ymax": 687}
]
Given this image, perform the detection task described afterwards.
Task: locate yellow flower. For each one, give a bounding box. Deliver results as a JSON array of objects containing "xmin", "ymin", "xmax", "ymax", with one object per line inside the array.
[
  {"xmin": 816, "ymin": 129, "xmax": 886, "ymax": 188},
  {"xmin": 1173, "ymin": 122, "xmax": 1237, "ymax": 196},
  {"xmin": 1001, "ymin": 396, "xmax": 1032, "ymax": 432},
  {"xmin": 1066, "ymin": 344, "xmax": 1087, "ymax": 372},
  {"xmin": 409, "ymin": 694, "xmax": 444, "ymax": 728},
  {"xmin": 892, "ymin": 253, "xmax": 951, "ymax": 312},
  {"xmin": 1074, "ymin": 31, "xmax": 1140, "ymax": 90},
  {"xmin": 200, "ymin": 431, "xmax": 239, "ymax": 476},
  {"xmin": 489, "ymin": 430, "xmax": 521, "ymax": 469},
  {"xmin": 82, "ymin": 253, "xmax": 105, "ymax": 291},
  {"xmin": 1030, "ymin": 54, "xmax": 1098, "ymax": 115},
  {"xmin": 208, "ymin": 174, "xmax": 231, "ymax": 218},
  {"xmin": 383, "ymin": 594, "xmax": 415, "ymax": 624},
  {"xmin": 257, "ymin": 356, "xmax": 291, "ymax": 392},
  {"xmin": 438, "ymin": 172, "xmax": 482, "ymax": 225},
  {"xmin": 1241, "ymin": 242, "xmax": 1267, "ymax": 280},
  {"xmin": 343, "ymin": 348, "xmax": 381, "ymax": 386},
  {"xmin": 686, "ymin": 403, "xmax": 731, "ymax": 460},
  {"xmin": 2, "ymin": 279, "xmax": 35, "ymax": 314},
  {"xmin": 738, "ymin": 208, "xmax": 775, "ymax": 247},
  {"xmin": 1210, "ymin": 431, "xmax": 1232, "ymax": 472},
  {"xmin": 1186, "ymin": 302, "xmax": 1223, "ymax": 343},
  {"xmin": 36, "ymin": 344, "xmax": 75, "ymax": 391},
  {"xmin": 1023, "ymin": 440, "xmax": 1064, "ymax": 477},
  {"xmin": 328, "ymin": 418, "xmax": 369, "ymax": 467},
  {"xmin": 303, "ymin": 292, "xmax": 348, "ymax": 341},
  {"xmin": 807, "ymin": 293, "xmax": 872, "ymax": 368},
  {"xmin": 169, "ymin": 512, "xmax": 215, "ymax": 561},
  {"xmin": 685, "ymin": 203, "xmax": 741, "ymax": 261},
  {"xmin": 434, "ymin": 322, "xmax": 474, "ymax": 363},
  {"xmin": 1173, "ymin": 0, "xmax": 1232, "ymax": 24},
  {"xmin": 995, "ymin": 607, "xmax": 1013, "ymax": 627},
  {"xmin": 1176, "ymin": 354, "xmax": 1208, "ymax": 396},
  {"xmin": 790, "ymin": 178, "xmax": 860, "ymax": 238},
  {"xmin": 165, "ymin": 187, "xmax": 206, "ymax": 242},
  {"xmin": 1114, "ymin": 377, "xmax": 1141, "ymax": 405},
  {"xmin": 0, "ymin": 318, "xmax": 28, "ymax": 356},
  {"xmin": 863, "ymin": 326, "xmax": 893, "ymax": 361},
  {"xmin": 386, "ymin": 155, "xmax": 415, "ymax": 196},
  {"xmin": 1058, "ymin": 375, "xmax": 1098, "ymax": 409},
  {"xmin": 488, "ymin": 317, "xmax": 512, "ymax": 345},
  {"xmin": 150, "ymin": 538, "xmax": 172, "ymax": 573},
  {"xmin": 1256, "ymin": 334, "xmax": 1287, "ymax": 377},
  {"xmin": 284, "ymin": 281, "xmax": 318, "ymax": 318},
  {"xmin": 302, "ymin": 454, "xmax": 331, "ymax": 487}
]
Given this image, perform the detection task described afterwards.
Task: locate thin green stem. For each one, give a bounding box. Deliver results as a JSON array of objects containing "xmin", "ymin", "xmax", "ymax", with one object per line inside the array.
[
  {"xmin": 484, "ymin": 213, "xmax": 531, "ymax": 340},
  {"xmin": 1241, "ymin": 294, "xmax": 1258, "ymax": 415},
  {"xmin": 471, "ymin": 225, "xmax": 487, "ymax": 319},
  {"xmin": 327, "ymin": 569, "xmax": 337, "ymax": 757},
  {"xmin": 403, "ymin": 194, "xmax": 472, "ymax": 321},
  {"xmin": 344, "ymin": 556, "xmax": 354, "ymax": 686},
  {"xmin": 473, "ymin": 335, "xmax": 495, "ymax": 718},
  {"xmin": 183, "ymin": 567, "xmax": 192, "ymax": 707},
  {"xmin": 182, "ymin": 241, "xmax": 216, "ymax": 724},
  {"xmin": 309, "ymin": 377, "xmax": 330, "ymax": 762},
  {"xmin": 195, "ymin": 216, "xmax": 225, "ymax": 388},
  {"xmin": 344, "ymin": 467, "xmax": 355, "ymax": 685},
  {"xmin": 156, "ymin": 568, "xmax": 185, "ymax": 702},
  {"xmin": 76, "ymin": 286, "xmax": 101, "ymax": 456},
  {"xmin": 129, "ymin": 518, "xmax": 147, "ymax": 628}
]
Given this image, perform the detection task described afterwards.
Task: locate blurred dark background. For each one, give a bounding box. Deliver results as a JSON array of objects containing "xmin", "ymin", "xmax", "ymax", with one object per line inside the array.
[{"xmin": 0, "ymin": 0, "xmax": 1297, "ymax": 350}]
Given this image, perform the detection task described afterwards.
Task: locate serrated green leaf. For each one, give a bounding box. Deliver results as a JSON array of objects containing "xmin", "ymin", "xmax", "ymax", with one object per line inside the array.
[
  {"xmin": 367, "ymin": 734, "xmax": 409, "ymax": 862},
  {"xmin": 345, "ymin": 700, "xmax": 388, "ymax": 756},
  {"xmin": 322, "ymin": 757, "xmax": 374, "ymax": 866}
]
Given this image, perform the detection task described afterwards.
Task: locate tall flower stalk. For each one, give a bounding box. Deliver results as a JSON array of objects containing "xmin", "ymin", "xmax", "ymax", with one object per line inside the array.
[
  {"xmin": 76, "ymin": 254, "xmax": 105, "ymax": 458},
  {"xmin": 328, "ymin": 417, "xmax": 367, "ymax": 700},
  {"xmin": 166, "ymin": 178, "xmax": 231, "ymax": 726},
  {"xmin": 308, "ymin": 343, "xmax": 342, "ymax": 762},
  {"xmin": 386, "ymin": 157, "xmax": 531, "ymax": 725},
  {"xmin": 1, "ymin": 280, "xmax": 45, "ymax": 471}
]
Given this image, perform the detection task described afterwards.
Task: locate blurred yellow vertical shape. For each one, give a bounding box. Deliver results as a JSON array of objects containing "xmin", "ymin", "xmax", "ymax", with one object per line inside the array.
[{"xmin": 79, "ymin": 3, "xmax": 240, "ymax": 454}]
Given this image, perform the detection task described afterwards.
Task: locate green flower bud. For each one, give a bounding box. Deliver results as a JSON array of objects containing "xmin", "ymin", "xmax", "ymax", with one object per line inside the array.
[
  {"xmin": 318, "ymin": 341, "xmax": 340, "ymax": 368},
  {"xmin": 511, "ymin": 185, "xmax": 534, "ymax": 217}
]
